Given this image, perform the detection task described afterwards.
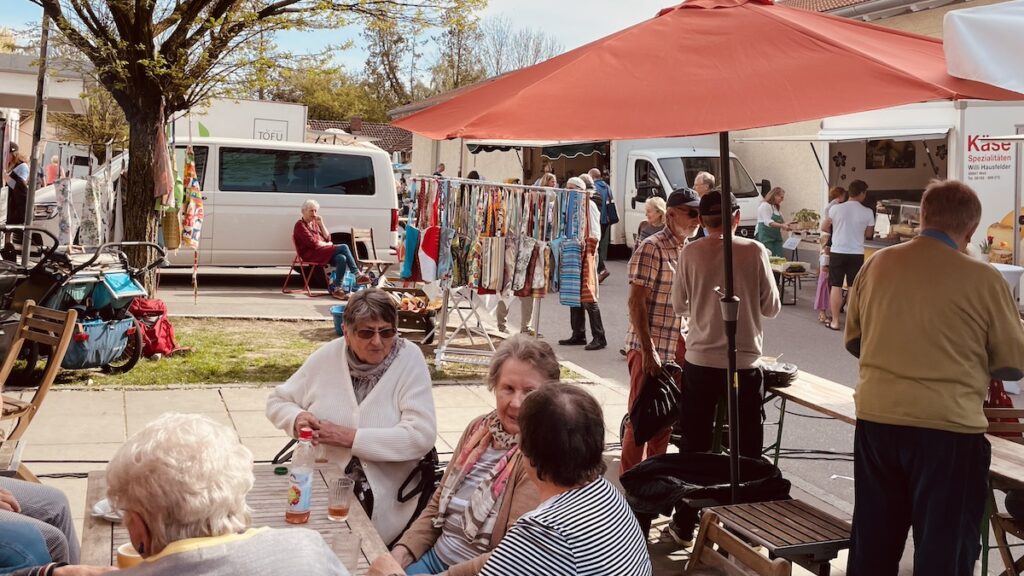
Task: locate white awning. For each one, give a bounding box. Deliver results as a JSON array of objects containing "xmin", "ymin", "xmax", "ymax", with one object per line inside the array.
[
  {"xmin": 733, "ymin": 127, "xmax": 950, "ymax": 143},
  {"xmin": 465, "ymin": 139, "xmax": 591, "ymax": 147},
  {"xmin": 945, "ymin": 0, "xmax": 1024, "ymax": 95}
]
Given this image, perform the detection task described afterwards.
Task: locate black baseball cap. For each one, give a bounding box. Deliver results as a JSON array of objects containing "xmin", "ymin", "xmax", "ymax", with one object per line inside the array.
[
  {"xmin": 666, "ymin": 188, "xmax": 701, "ymax": 209},
  {"xmin": 699, "ymin": 190, "xmax": 740, "ymax": 216}
]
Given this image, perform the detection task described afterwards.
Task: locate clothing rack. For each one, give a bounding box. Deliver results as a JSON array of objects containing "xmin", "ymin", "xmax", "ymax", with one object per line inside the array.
[{"xmin": 402, "ymin": 176, "xmax": 587, "ymax": 368}]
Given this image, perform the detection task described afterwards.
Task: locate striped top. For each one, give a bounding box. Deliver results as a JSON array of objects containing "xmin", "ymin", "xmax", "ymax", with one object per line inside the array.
[
  {"xmin": 479, "ymin": 477, "xmax": 652, "ymax": 576},
  {"xmin": 433, "ymin": 447, "xmax": 507, "ymax": 565}
]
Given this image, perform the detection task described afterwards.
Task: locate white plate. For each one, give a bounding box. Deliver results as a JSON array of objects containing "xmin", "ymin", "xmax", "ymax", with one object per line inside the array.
[{"xmin": 91, "ymin": 498, "xmax": 123, "ymax": 523}]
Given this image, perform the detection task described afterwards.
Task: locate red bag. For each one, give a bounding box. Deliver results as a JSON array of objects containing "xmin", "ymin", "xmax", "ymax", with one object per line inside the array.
[
  {"xmin": 985, "ymin": 379, "xmax": 1021, "ymax": 438},
  {"xmin": 128, "ymin": 298, "xmax": 179, "ymax": 358}
]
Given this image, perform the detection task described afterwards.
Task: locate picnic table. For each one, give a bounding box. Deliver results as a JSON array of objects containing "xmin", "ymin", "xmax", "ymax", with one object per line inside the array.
[
  {"xmin": 767, "ymin": 373, "xmax": 1024, "ymax": 575},
  {"xmin": 81, "ymin": 464, "xmax": 388, "ymax": 574}
]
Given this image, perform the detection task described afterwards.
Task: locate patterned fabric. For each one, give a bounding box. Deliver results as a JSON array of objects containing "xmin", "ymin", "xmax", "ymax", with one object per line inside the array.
[
  {"xmin": 626, "ymin": 228, "xmax": 684, "ymax": 360},
  {"xmin": 180, "ymin": 147, "xmax": 204, "ymax": 249},
  {"xmin": 78, "ymin": 175, "xmax": 104, "ymax": 247},
  {"xmin": 347, "ymin": 338, "xmax": 406, "ymax": 403},
  {"xmin": 433, "ymin": 412, "xmax": 520, "ymax": 547},
  {"xmin": 54, "ymin": 178, "xmax": 75, "ymax": 246},
  {"xmin": 558, "ymin": 239, "xmax": 582, "ymax": 307}
]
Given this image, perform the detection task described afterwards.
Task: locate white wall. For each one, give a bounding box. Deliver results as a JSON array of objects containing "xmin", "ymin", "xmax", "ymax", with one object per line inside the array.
[
  {"xmin": 410, "ymin": 133, "xmax": 526, "ymax": 182},
  {"xmin": 732, "ymin": 120, "xmax": 826, "ymax": 216}
]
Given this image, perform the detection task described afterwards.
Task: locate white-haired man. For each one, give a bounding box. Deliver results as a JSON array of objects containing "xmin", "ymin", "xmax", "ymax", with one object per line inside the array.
[
  {"xmin": 845, "ymin": 180, "xmax": 1024, "ymax": 576},
  {"xmin": 692, "ymin": 172, "xmax": 715, "ymax": 197},
  {"xmin": 107, "ymin": 413, "xmax": 347, "ymax": 575}
]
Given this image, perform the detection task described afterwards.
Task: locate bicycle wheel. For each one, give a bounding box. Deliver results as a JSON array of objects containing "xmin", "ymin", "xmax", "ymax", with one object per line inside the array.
[{"xmin": 101, "ymin": 317, "xmax": 143, "ymax": 374}]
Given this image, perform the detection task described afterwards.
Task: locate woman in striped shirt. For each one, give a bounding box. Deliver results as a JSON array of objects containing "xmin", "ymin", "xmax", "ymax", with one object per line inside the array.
[{"xmin": 479, "ymin": 383, "xmax": 652, "ymax": 576}]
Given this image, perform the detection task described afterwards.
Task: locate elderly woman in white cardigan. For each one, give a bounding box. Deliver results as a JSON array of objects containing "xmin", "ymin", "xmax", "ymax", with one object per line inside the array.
[{"xmin": 267, "ymin": 288, "xmax": 437, "ymax": 544}]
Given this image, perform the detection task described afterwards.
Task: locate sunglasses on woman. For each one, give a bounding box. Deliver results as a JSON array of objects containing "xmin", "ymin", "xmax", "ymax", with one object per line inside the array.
[{"xmin": 354, "ymin": 327, "xmax": 398, "ymax": 340}]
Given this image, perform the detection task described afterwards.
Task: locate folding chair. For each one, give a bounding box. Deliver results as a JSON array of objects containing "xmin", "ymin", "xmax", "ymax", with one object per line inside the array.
[
  {"xmin": 686, "ymin": 511, "xmax": 792, "ymax": 576},
  {"xmin": 282, "ymin": 239, "xmax": 332, "ymax": 297},
  {"xmin": 984, "ymin": 407, "xmax": 1024, "ymax": 576},
  {"xmin": 1, "ymin": 300, "xmax": 77, "ymax": 482},
  {"xmin": 350, "ymin": 228, "xmax": 393, "ymax": 278}
]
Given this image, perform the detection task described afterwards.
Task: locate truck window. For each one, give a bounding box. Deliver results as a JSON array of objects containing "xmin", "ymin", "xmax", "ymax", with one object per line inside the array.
[
  {"xmin": 219, "ymin": 148, "xmax": 376, "ymax": 195},
  {"xmin": 658, "ymin": 157, "xmax": 759, "ymax": 198},
  {"xmin": 635, "ymin": 159, "xmax": 662, "ymax": 191},
  {"xmin": 173, "ymin": 146, "xmax": 209, "ymax": 189}
]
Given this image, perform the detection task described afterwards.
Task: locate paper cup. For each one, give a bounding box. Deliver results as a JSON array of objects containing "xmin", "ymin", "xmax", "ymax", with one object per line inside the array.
[{"xmin": 117, "ymin": 542, "xmax": 143, "ymax": 568}]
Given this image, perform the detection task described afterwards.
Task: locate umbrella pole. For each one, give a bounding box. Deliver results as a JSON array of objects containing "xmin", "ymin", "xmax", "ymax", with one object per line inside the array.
[{"xmin": 718, "ymin": 132, "xmax": 741, "ymax": 504}]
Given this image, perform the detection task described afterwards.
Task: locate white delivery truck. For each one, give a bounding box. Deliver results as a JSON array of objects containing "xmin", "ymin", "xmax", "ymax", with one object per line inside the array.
[
  {"xmin": 172, "ymin": 97, "xmax": 308, "ymax": 143},
  {"xmin": 608, "ymin": 137, "xmax": 768, "ymax": 249},
  {"xmin": 31, "ymin": 136, "xmax": 400, "ymax": 267},
  {"xmin": 737, "ymin": 100, "xmax": 1024, "ymax": 250}
]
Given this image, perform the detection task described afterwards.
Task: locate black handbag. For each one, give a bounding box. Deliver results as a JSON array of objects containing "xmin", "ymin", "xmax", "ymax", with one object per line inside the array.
[
  {"xmin": 628, "ymin": 361, "xmax": 683, "ymax": 446},
  {"xmin": 605, "ymin": 198, "xmax": 620, "ymax": 225}
]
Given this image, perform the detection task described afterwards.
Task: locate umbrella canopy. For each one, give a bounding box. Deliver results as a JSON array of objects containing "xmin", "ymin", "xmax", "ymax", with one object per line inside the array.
[
  {"xmin": 945, "ymin": 0, "xmax": 1024, "ymax": 94},
  {"xmin": 394, "ymin": 0, "xmax": 1020, "ymax": 141}
]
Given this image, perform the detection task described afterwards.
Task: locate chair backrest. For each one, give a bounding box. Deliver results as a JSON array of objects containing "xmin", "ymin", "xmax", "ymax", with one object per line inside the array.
[
  {"xmin": 686, "ymin": 512, "xmax": 792, "ymax": 576},
  {"xmin": 985, "ymin": 407, "xmax": 1024, "ymax": 441},
  {"xmin": 350, "ymin": 228, "xmax": 377, "ymax": 262},
  {"xmin": 0, "ymin": 300, "xmax": 78, "ymax": 442}
]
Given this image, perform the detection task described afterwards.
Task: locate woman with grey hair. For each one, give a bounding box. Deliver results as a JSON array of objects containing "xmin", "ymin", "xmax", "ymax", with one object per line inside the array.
[
  {"xmin": 292, "ymin": 198, "xmax": 369, "ymax": 299},
  {"xmin": 105, "ymin": 413, "xmax": 345, "ymax": 575},
  {"xmin": 369, "ymin": 335, "xmax": 559, "ymax": 576},
  {"xmin": 267, "ymin": 288, "xmax": 437, "ymax": 544}
]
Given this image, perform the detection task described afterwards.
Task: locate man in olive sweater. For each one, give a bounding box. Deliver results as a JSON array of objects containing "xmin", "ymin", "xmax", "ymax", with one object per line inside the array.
[{"xmin": 845, "ymin": 180, "xmax": 1024, "ymax": 576}]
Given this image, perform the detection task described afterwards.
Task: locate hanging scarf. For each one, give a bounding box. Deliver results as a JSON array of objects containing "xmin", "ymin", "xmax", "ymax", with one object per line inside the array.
[
  {"xmin": 347, "ymin": 338, "xmax": 405, "ymax": 403},
  {"xmin": 432, "ymin": 411, "xmax": 519, "ymax": 546}
]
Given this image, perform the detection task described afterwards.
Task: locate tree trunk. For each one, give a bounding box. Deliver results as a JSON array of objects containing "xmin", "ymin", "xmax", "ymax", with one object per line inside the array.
[{"xmin": 122, "ymin": 105, "xmax": 162, "ymax": 293}]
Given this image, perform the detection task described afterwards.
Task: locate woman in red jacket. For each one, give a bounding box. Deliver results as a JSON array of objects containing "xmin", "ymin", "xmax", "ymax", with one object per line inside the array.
[{"xmin": 293, "ymin": 199, "xmax": 369, "ymax": 299}]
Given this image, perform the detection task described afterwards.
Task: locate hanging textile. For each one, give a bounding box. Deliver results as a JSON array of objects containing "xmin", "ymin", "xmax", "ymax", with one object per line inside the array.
[
  {"xmin": 180, "ymin": 146, "xmax": 204, "ymax": 249},
  {"xmin": 152, "ymin": 105, "xmax": 174, "ymax": 203},
  {"xmin": 54, "ymin": 177, "xmax": 76, "ymax": 247},
  {"xmin": 418, "ymin": 180, "xmax": 441, "ymax": 282},
  {"xmin": 559, "ymin": 191, "xmax": 583, "ymax": 307},
  {"xmin": 78, "ymin": 175, "xmax": 105, "ymax": 247}
]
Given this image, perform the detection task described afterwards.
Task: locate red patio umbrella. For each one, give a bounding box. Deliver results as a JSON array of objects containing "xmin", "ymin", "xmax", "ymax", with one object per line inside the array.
[
  {"xmin": 394, "ymin": 0, "xmax": 1023, "ymax": 501},
  {"xmin": 395, "ymin": 0, "xmax": 1018, "ymax": 141}
]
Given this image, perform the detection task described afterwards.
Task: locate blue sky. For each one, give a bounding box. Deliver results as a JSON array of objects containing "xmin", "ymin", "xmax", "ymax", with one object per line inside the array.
[{"xmin": 3, "ymin": 0, "xmax": 673, "ymax": 72}]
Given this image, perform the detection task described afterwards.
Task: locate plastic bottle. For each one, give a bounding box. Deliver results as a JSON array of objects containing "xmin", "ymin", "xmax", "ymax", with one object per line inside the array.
[
  {"xmin": 342, "ymin": 270, "xmax": 357, "ymax": 293},
  {"xmin": 285, "ymin": 427, "xmax": 315, "ymax": 524}
]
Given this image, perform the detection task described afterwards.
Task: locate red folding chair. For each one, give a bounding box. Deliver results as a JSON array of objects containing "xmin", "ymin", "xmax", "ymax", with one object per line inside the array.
[{"xmin": 282, "ymin": 239, "xmax": 332, "ymax": 297}]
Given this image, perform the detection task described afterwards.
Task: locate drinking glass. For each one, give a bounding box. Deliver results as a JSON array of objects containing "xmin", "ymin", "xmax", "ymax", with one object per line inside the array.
[
  {"xmin": 332, "ymin": 532, "xmax": 362, "ymax": 573},
  {"xmin": 328, "ymin": 477, "xmax": 355, "ymax": 522}
]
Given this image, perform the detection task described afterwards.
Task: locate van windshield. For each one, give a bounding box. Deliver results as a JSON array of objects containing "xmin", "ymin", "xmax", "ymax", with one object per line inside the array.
[{"xmin": 658, "ymin": 157, "xmax": 759, "ymax": 198}]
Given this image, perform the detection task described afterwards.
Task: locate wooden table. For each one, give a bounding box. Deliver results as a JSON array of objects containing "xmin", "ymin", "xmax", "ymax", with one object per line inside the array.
[
  {"xmin": 770, "ymin": 265, "xmax": 816, "ymax": 306},
  {"xmin": 710, "ymin": 499, "xmax": 851, "ymax": 576},
  {"xmin": 81, "ymin": 465, "xmax": 388, "ymax": 574}
]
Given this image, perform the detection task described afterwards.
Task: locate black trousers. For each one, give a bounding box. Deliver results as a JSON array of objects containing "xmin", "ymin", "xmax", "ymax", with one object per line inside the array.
[
  {"xmin": 569, "ymin": 303, "xmax": 605, "ymax": 343},
  {"xmin": 847, "ymin": 420, "xmax": 990, "ymax": 576},
  {"xmin": 679, "ymin": 363, "xmax": 764, "ymax": 458}
]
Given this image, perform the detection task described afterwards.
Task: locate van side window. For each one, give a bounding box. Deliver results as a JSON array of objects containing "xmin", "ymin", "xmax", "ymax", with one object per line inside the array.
[
  {"xmin": 635, "ymin": 159, "xmax": 662, "ymax": 195},
  {"xmin": 174, "ymin": 146, "xmax": 209, "ymax": 189},
  {"xmin": 219, "ymin": 148, "xmax": 375, "ymax": 195}
]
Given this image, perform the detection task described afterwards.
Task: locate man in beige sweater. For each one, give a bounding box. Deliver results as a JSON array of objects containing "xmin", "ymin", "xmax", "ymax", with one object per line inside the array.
[
  {"xmin": 670, "ymin": 191, "xmax": 780, "ymax": 542},
  {"xmin": 845, "ymin": 180, "xmax": 1024, "ymax": 576}
]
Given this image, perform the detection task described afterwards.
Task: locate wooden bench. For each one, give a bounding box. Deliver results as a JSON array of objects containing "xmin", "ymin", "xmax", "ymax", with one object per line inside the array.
[
  {"xmin": 704, "ymin": 500, "xmax": 851, "ymax": 576},
  {"xmin": 687, "ymin": 511, "xmax": 792, "ymax": 576}
]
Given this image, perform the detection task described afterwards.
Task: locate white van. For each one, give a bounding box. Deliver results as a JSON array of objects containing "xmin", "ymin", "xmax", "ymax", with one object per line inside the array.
[
  {"xmin": 32, "ymin": 137, "xmax": 400, "ymax": 267},
  {"xmin": 612, "ymin": 142, "xmax": 766, "ymax": 249}
]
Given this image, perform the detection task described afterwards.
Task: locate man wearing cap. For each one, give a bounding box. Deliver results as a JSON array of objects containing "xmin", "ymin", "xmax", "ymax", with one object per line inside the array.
[
  {"xmin": 669, "ymin": 191, "xmax": 780, "ymax": 541},
  {"xmin": 620, "ymin": 188, "xmax": 701, "ymax": 476}
]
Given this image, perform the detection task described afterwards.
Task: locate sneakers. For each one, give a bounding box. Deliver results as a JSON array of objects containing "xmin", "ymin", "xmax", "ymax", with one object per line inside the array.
[
  {"xmin": 584, "ymin": 340, "xmax": 607, "ymax": 351},
  {"xmin": 559, "ymin": 336, "xmax": 587, "ymax": 345},
  {"xmin": 330, "ymin": 289, "xmax": 348, "ymax": 301},
  {"xmin": 598, "ymin": 270, "xmax": 611, "ymax": 284},
  {"xmin": 667, "ymin": 522, "xmax": 695, "ymax": 548}
]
